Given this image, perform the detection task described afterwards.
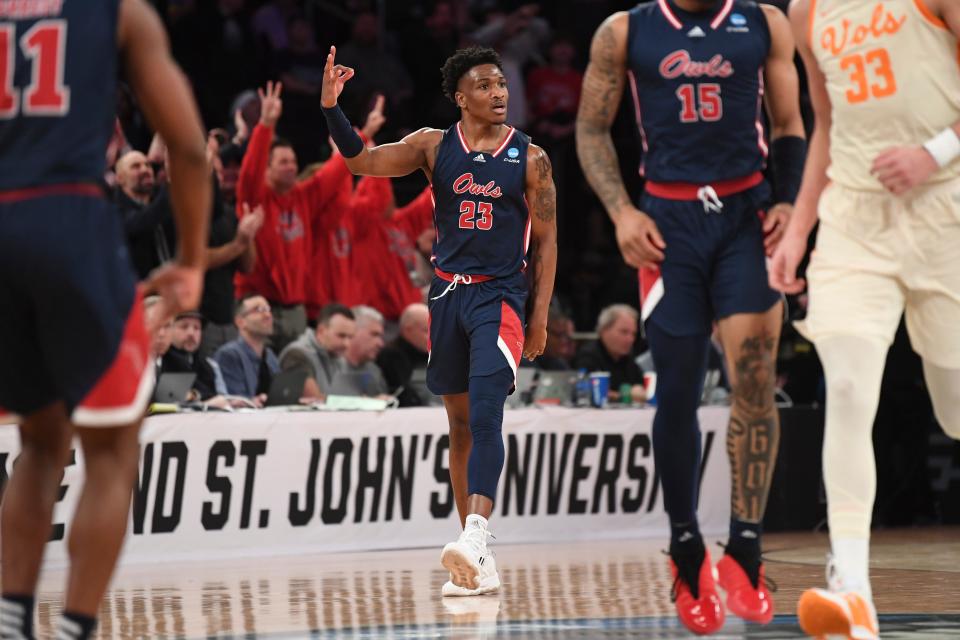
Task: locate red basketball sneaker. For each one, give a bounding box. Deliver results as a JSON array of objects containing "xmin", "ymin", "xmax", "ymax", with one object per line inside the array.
[
  {"xmin": 669, "ymin": 548, "xmax": 725, "ymax": 635},
  {"xmin": 798, "ymin": 588, "xmax": 879, "ymax": 640},
  {"xmin": 716, "ymin": 552, "xmax": 775, "ymax": 624}
]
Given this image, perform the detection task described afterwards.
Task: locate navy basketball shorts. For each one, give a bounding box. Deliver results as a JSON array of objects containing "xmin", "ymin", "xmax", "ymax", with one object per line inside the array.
[
  {"xmin": 426, "ymin": 271, "xmax": 528, "ymax": 396},
  {"xmin": 638, "ymin": 181, "xmax": 781, "ymax": 336},
  {"xmin": 0, "ymin": 190, "xmax": 152, "ymax": 426}
]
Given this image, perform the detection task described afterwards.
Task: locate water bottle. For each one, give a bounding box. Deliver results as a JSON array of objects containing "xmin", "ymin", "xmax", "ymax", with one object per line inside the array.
[{"xmin": 574, "ymin": 369, "xmax": 591, "ymax": 407}]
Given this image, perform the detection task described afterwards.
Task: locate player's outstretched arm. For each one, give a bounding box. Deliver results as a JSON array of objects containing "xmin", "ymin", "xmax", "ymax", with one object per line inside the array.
[
  {"xmin": 575, "ymin": 12, "xmax": 665, "ymax": 270},
  {"xmin": 320, "ymin": 46, "xmax": 436, "ymax": 178},
  {"xmin": 119, "ymin": 0, "xmax": 210, "ymax": 317},
  {"xmin": 760, "ymin": 4, "xmax": 806, "ymax": 256},
  {"xmin": 523, "ymin": 145, "xmax": 557, "ymax": 361},
  {"xmin": 768, "ymin": 0, "xmax": 831, "ymax": 294}
]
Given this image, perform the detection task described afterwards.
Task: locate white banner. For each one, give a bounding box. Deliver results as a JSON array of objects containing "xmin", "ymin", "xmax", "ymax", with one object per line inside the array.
[{"xmin": 0, "ymin": 407, "xmax": 731, "ymax": 567}]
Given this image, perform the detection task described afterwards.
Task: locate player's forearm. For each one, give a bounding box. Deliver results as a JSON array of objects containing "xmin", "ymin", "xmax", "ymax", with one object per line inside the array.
[
  {"xmin": 528, "ymin": 234, "xmax": 557, "ymax": 330},
  {"xmin": 575, "ymin": 124, "xmax": 632, "ymax": 222},
  {"xmin": 789, "ymin": 123, "xmax": 830, "ymax": 237},
  {"xmin": 167, "ymin": 143, "xmax": 211, "ymax": 268}
]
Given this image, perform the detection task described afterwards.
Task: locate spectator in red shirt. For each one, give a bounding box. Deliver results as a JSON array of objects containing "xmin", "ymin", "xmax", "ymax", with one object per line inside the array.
[
  {"xmin": 235, "ymin": 81, "xmax": 355, "ymax": 351},
  {"xmin": 307, "ymin": 97, "xmax": 389, "ymax": 316},
  {"xmin": 352, "ymin": 181, "xmax": 433, "ymax": 321}
]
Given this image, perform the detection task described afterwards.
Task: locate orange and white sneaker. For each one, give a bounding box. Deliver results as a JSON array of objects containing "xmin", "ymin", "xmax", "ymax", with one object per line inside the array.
[{"xmin": 797, "ymin": 588, "xmax": 879, "ymax": 640}]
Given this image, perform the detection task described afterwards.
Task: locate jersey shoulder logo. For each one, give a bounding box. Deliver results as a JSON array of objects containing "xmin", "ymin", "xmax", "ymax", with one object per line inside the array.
[{"xmin": 726, "ymin": 12, "xmax": 749, "ymax": 33}]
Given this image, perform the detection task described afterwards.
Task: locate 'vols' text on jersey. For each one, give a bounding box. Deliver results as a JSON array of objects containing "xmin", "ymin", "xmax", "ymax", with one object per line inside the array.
[
  {"xmin": 0, "ymin": 0, "xmax": 118, "ymax": 191},
  {"xmin": 627, "ymin": 0, "xmax": 771, "ymax": 183},
  {"xmin": 430, "ymin": 122, "xmax": 531, "ymax": 279}
]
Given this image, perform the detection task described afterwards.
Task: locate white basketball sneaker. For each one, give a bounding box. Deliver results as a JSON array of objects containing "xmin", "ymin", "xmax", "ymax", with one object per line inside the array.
[
  {"xmin": 442, "ymin": 552, "xmax": 501, "ymax": 596},
  {"xmin": 441, "ymin": 514, "xmax": 497, "ymax": 593}
]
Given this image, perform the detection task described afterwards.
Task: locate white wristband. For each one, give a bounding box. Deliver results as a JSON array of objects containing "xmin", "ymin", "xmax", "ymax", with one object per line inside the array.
[{"xmin": 922, "ymin": 127, "xmax": 960, "ymax": 168}]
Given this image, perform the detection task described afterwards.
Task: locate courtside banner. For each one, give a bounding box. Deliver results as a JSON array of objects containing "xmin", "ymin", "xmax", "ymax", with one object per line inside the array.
[{"xmin": 0, "ymin": 407, "xmax": 731, "ymax": 567}]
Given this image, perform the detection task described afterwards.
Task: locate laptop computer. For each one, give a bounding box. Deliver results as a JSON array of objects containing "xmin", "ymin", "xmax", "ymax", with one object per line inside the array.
[
  {"xmin": 265, "ymin": 369, "xmax": 309, "ymax": 407},
  {"xmin": 532, "ymin": 370, "xmax": 577, "ymax": 406},
  {"xmin": 153, "ymin": 372, "xmax": 196, "ymax": 403},
  {"xmin": 506, "ymin": 367, "xmax": 538, "ymax": 408}
]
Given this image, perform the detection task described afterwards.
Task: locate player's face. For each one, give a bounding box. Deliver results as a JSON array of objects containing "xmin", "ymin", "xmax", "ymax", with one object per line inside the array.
[
  {"xmin": 173, "ymin": 318, "xmax": 202, "ymax": 353},
  {"xmin": 319, "ymin": 315, "xmax": 356, "ymax": 357},
  {"xmin": 601, "ymin": 314, "xmax": 638, "ymax": 359},
  {"xmin": 458, "ymin": 65, "xmax": 508, "ymax": 124},
  {"xmin": 268, "ymin": 146, "xmax": 298, "ymax": 191}
]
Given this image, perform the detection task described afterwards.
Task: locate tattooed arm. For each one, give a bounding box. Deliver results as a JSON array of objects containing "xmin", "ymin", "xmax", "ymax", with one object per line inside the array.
[
  {"xmin": 522, "ymin": 144, "xmax": 558, "ymax": 360},
  {"xmin": 575, "ymin": 12, "xmax": 665, "ymax": 270}
]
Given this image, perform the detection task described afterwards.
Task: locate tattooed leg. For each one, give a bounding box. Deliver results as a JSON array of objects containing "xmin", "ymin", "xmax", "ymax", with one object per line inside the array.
[{"xmin": 717, "ymin": 302, "xmax": 783, "ymax": 526}]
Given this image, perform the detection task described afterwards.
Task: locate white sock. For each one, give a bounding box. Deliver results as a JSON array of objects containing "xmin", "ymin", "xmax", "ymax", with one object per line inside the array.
[
  {"xmin": 465, "ymin": 514, "xmax": 488, "ymax": 530},
  {"xmin": 831, "ymin": 536, "xmax": 872, "ymax": 599}
]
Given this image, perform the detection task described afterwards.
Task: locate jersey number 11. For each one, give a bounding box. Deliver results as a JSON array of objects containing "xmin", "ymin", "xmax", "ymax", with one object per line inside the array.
[{"xmin": 0, "ymin": 20, "xmax": 71, "ymax": 118}]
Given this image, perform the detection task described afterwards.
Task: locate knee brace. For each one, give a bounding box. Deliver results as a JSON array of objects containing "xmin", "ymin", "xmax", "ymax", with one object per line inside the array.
[
  {"xmin": 646, "ymin": 321, "xmax": 710, "ymax": 525},
  {"xmin": 466, "ymin": 368, "xmax": 514, "ymax": 501}
]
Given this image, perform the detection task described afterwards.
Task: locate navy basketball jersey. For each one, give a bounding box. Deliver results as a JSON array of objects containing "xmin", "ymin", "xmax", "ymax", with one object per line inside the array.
[
  {"xmin": 627, "ymin": 0, "xmax": 771, "ymax": 183},
  {"xmin": 0, "ymin": 0, "xmax": 120, "ymax": 191},
  {"xmin": 430, "ymin": 122, "xmax": 531, "ymax": 278}
]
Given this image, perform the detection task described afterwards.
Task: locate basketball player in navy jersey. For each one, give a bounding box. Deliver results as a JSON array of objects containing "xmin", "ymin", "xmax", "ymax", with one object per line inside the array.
[
  {"xmin": 0, "ymin": 1, "xmax": 210, "ymax": 638},
  {"xmin": 577, "ymin": 0, "xmax": 805, "ymax": 634},
  {"xmin": 321, "ymin": 45, "xmax": 557, "ymax": 597}
]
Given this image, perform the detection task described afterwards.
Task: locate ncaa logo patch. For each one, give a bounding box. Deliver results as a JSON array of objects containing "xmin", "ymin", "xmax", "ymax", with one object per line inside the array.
[
  {"xmin": 507, "ymin": 147, "xmax": 520, "ymax": 159},
  {"xmin": 730, "ymin": 13, "xmax": 747, "ymax": 26}
]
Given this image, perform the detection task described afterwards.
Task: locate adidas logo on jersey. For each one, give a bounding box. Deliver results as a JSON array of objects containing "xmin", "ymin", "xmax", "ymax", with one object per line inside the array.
[
  {"xmin": 687, "ymin": 26, "xmax": 705, "ymax": 38},
  {"xmin": 473, "ymin": 154, "xmax": 486, "ymax": 163}
]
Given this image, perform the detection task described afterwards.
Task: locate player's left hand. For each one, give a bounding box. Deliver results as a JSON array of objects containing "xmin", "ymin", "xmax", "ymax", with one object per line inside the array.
[
  {"xmin": 523, "ymin": 325, "xmax": 547, "ymax": 360},
  {"xmin": 762, "ymin": 203, "xmax": 791, "ymax": 256},
  {"xmin": 321, "ymin": 46, "xmax": 355, "ymax": 109},
  {"xmin": 871, "ymin": 145, "xmax": 938, "ymax": 195}
]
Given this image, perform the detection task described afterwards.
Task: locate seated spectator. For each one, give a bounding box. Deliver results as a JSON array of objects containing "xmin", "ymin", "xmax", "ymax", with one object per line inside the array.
[
  {"xmin": 332, "ymin": 306, "xmax": 389, "ymax": 397},
  {"xmin": 165, "ymin": 311, "xmax": 228, "ymax": 401},
  {"xmin": 536, "ymin": 308, "xmax": 576, "ymax": 371},
  {"xmin": 145, "ymin": 295, "xmax": 173, "ymax": 379},
  {"xmin": 214, "ymin": 295, "xmax": 280, "ymax": 404},
  {"xmin": 575, "ymin": 304, "xmax": 646, "ymax": 404},
  {"xmin": 377, "ymin": 303, "xmax": 430, "ymax": 407},
  {"xmin": 279, "ymin": 304, "xmax": 355, "ymax": 400}
]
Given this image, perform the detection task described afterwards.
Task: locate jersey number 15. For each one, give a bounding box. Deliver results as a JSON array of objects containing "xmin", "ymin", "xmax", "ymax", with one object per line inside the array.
[
  {"xmin": 676, "ymin": 83, "xmax": 722, "ymax": 123},
  {"xmin": 0, "ymin": 20, "xmax": 70, "ymax": 118}
]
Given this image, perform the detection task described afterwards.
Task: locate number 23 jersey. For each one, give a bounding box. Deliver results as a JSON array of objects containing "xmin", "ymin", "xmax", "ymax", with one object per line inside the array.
[
  {"xmin": 810, "ymin": 0, "xmax": 960, "ymax": 191},
  {"xmin": 430, "ymin": 122, "xmax": 531, "ymax": 279}
]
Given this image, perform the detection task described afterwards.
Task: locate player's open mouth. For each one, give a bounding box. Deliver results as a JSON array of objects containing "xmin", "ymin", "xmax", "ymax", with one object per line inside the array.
[{"xmin": 491, "ymin": 105, "xmax": 506, "ymax": 113}]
